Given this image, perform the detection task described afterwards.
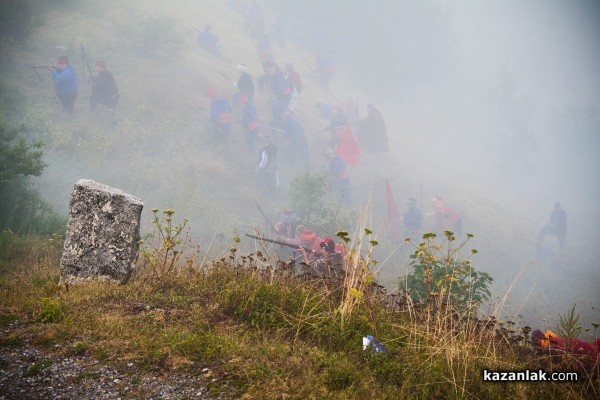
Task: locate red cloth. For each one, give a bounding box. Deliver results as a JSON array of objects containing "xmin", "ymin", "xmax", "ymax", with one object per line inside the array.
[
  {"xmin": 386, "ymin": 179, "xmax": 401, "ymax": 242},
  {"xmin": 335, "ymin": 127, "xmax": 361, "ymax": 166}
]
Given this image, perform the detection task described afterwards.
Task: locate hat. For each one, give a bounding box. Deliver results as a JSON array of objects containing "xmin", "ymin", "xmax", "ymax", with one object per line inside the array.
[
  {"xmin": 320, "ymin": 237, "xmax": 335, "ymax": 252},
  {"xmin": 207, "ymin": 87, "xmax": 217, "ymax": 98},
  {"xmin": 95, "ymin": 60, "xmax": 106, "ymax": 69},
  {"xmin": 237, "ymin": 63, "xmax": 247, "ymax": 71},
  {"xmin": 300, "ymin": 229, "xmax": 316, "ymax": 241},
  {"xmin": 57, "ymin": 56, "xmax": 69, "ymax": 65}
]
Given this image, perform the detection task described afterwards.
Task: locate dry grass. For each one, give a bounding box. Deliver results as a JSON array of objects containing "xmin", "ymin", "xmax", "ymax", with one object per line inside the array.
[
  {"xmin": 1, "ymin": 234, "xmax": 598, "ymax": 399},
  {"xmin": 1, "ymin": 1, "xmax": 599, "ymax": 398}
]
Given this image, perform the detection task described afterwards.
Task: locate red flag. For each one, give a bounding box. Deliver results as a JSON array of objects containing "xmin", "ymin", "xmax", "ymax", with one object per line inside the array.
[
  {"xmin": 335, "ymin": 127, "xmax": 361, "ymax": 166},
  {"xmin": 386, "ymin": 179, "xmax": 401, "ymax": 242}
]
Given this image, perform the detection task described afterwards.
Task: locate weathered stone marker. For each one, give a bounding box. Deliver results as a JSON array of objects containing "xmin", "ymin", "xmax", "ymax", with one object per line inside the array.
[{"xmin": 60, "ymin": 179, "xmax": 143, "ymax": 284}]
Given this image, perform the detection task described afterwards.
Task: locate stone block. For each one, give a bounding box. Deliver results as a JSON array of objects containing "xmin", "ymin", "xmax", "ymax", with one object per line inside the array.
[{"xmin": 60, "ymin": 179, "xmax": 143, "ymax": 284}]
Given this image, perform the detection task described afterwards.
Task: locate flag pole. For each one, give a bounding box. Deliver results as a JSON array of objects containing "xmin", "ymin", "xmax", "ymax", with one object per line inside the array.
[{"xmin": 420, "ymin": 182, "xmax": 423, "ymax": 211}]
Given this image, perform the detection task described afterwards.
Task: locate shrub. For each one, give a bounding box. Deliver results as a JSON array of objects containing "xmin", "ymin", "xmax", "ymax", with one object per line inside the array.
[
  {"xmin": 138, "ymin": 208, "xmax": 193, "ymax": 278},
  {"xmin": 288, "ymin": 169, "xmax": 330, "ymax": 226},
  {"xmin": 37, "ymin": 297, "xmax": 67, "ymax": 323},
  {"xmin": 0, "ymin": 0, "xmax": 37, "ymax": 44},
  {"xmin": 288, "ymin": 169, "xmax": 355, "ymax": 236},
  {"xmin": 0, "ymin": 115, "xmax": 66, "ymax": 235},
  {"xmin": 402, "ymin": 231, "xmax": 492, "ymax": 308}
]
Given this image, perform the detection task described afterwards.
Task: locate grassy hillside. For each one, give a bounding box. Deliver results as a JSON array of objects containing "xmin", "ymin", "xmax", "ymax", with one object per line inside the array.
[
  {"xmin": 1, "ymin": 234, "xmax": 599, "ymax": 399},
  {"xmin": 7, "ymin": 0, "xmax": 594, "ymax": 331}
]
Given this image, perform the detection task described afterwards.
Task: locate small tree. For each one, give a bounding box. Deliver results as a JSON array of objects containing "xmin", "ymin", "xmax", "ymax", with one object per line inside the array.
[
  {"xmin": 0, "ymin": 123, "xmax": 45, "ymax": 183},
  {"xmin": 288, "ymin": 169, "xmax": 355, "ymax": 237},
  {"xmin": 288, "ymin": 169, "xmax": 330, "ymax": 226},
  {"xmin": 0, "ymin": 0, "xmax": 36, "ymax": 45},
  {"xmin": 0, "ymin": 116, "xmax": 64, "ymax": 234}
]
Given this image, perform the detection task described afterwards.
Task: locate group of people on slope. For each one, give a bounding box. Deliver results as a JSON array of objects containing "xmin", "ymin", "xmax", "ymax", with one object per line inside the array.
[
  {"xmin": 49, "ymin": 56, "xmax": 119, "ymax": 120},
  {"xmin": 397, "ymin": 195, "xmax": 568, "ymax": 262},
  {"xmin": 198, "ymin": 17, "xmax": 390, "ymax": 205},
  {"xmin": 393, "ymin": 195, "xmax": 460, "ymax": 244},
  {"xmin": 47, "ymin": 20, "xmax": 566, "ymax": 262}
]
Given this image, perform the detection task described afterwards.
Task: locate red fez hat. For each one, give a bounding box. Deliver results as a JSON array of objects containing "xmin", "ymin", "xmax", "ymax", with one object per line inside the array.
[{"xmin": 300, "ymin": 229, "xmax": 316, "ymax": 240}]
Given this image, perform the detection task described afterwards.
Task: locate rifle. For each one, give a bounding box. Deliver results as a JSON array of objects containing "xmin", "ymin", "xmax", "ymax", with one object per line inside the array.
[
  {"xmin": 317, "ymin": 123, "xmax": 346, "ymax": 135},
  {"xmin": 80, "ymin": 43, "xmax": 92, "ymax": 83},
  {"xmin": 218, "ymin": 71, "xmax": 235, "ymax": 84},
  {"xmin": 316, "ymin": 125, "xmax": 330, "ymax": 134},
  {"xmin": 255, "ymin": 202, "xmax": 277, "ymax": 234},
  {"xmin": 30, "ymin": 66, "xmax": 52, "ymax": 80},
  {"xmin": 259, "ymin": 124, "xmax": 286, "ymax": 134},
  {"xmin": 246, "ymin": 234, "xmax": 315, "ymax": 254}
]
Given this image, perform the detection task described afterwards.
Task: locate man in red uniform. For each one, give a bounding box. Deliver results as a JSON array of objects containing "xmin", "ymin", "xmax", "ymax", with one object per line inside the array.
[
  {"xmin": 431, "ymin": 196, "xmax": 462, "ymax": 236},
  {"xmin": 298, "ymin": 237, "xmax": 345, "ymax": 279}
]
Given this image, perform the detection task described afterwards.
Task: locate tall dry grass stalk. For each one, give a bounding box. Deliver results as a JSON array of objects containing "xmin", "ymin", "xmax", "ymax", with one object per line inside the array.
[{"xmin": 338, "ymin": 198, "xmax": 380, "ymax": 327}]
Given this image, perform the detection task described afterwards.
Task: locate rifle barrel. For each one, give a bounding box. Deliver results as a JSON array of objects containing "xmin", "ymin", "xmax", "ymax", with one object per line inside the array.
[
  {"xmin": 218, "ymin": 71, "xmax": 233, "ymax": 81},
  {"xmin": 246, "ymin": 234, "xmax": 314, "ymax": 254},
  {"xmin": 259, "ymin": 125, "xmax": 286, "ymax": 133}
]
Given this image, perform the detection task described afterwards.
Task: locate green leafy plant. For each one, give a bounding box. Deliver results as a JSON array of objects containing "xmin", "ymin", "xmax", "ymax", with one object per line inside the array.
[
  {"xmin": 24, "ymin": 359, "xmax": 53, "ymax": 377},
  {"xmin": 36, "ymin": 297, "xmax": 66, "ymax": 323},
  {"xmin": 402, "ymin": 231, "xmax": 492, "ymax": 308},
  {"xmin": 337, "ymin": 207, "xmax": 381, "ymax": 328},
  {"xmin": 288, "ymin": 169, "xmax": 355, "ymax": 236},
  {"xmin": 556, "ymin": 304, "xmax": 582, "ymax": 346},
  {"xmin": 0, "ymin": 114, "xmax": 66, "ymax": 235},
  {"xmin": 288, "ymin": 169, "xmax": 330, "ymax": 226},
  {"xmin": 139, "ymin": 208, "xmax": 190, "ymax": 277},
  {"xmin": 0, "ymin": 0, "xmax": 38, "ymax": 44}
]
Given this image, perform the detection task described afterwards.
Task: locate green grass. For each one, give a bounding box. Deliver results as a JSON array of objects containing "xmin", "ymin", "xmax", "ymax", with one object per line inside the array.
[
  {"xmin": 0, "ymin": 236, "xmax": 598, "ymax": 399},
  {"xmin": 24, "ymin": 359, "xmax": 53, "ymax": 377},
  {"xmin": 1, "ymin": 1, "xmax": 599, "ymax": 398}
]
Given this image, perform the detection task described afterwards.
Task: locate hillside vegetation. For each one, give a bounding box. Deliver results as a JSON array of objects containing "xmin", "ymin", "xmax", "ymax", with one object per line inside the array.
[
  {"xmin": 0, "ymin": 0, "xmax": 599, "ymax": 398},
  {"xmin": 1, "ymin": 229, "xmax": 598, "ymax": 399}
]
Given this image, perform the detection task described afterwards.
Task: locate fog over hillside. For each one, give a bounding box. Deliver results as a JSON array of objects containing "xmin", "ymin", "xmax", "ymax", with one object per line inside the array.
[
  {"xmin": 4, "ymin": 0, "xmax": 599, "ymax": 329},
  {"xmin": 263, "ymin": 0, "xmax": 600, "ymax": 328}
]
